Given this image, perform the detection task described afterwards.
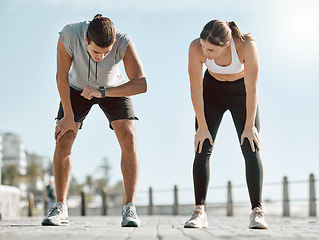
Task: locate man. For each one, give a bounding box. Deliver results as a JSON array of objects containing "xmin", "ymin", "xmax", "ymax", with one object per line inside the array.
[
  {"xmin": 42, "ymin": 14, "xmax": 147, "ymax": 227},
  {"xmin": 45, "ymin": 177, "xmax": 56, "ymax": 213}
]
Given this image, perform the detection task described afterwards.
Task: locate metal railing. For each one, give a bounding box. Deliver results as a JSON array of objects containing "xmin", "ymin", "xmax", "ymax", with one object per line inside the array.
[{"xmin": 27, "ymin": 173, "xmax": 317, "ymax": 217}]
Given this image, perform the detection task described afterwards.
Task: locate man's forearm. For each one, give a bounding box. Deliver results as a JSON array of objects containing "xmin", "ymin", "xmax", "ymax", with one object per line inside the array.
[{"xmin": 105, "ymin": 77, "xmax": 147, "ymax": 97}]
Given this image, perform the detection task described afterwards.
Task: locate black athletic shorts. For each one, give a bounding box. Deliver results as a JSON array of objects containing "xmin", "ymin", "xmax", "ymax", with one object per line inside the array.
[{"xmin": 56, "ymin": 86, "xmax": 138, "ymax": 130}]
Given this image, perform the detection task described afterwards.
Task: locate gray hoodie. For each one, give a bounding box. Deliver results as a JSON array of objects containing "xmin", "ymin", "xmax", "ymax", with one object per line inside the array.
[{"xmin": 59, "ymin": 21, "xmax": 131, "ymax": 91}]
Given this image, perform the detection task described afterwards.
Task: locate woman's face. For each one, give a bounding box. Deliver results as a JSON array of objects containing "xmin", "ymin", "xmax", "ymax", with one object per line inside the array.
[{"xmin": 200, "ymin": 39, "xmax": 229, "ymax": 60}]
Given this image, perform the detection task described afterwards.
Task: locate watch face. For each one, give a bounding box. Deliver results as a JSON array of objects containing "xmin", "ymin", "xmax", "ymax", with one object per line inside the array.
[{"xmin": 99, "ymin": 87, "xmax": 105, "ymax": 97}]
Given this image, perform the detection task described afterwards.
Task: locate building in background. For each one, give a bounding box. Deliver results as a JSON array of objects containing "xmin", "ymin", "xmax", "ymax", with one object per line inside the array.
[
  {"xmin": 1, "ymin": 133, "xmax": 27, "ymax": 175},
  {"xmin": 0, "ymin": 132, "xmax": 53, "ymax": 198},
  {"xmin": 0, "ymin": 135, "xmax": 3, "ymax": 185},
  {"xmin": 26, "ymin": 152, "xmax": 53, "ymax": 192}
]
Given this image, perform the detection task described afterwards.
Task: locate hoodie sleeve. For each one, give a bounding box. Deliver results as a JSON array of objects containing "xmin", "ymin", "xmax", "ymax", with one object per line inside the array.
[
  {"xmin": 58, "ymin": 24, "xmax": 76, "ymax": 58},
  {"xmin": 115, "ymin": 31, "xmax": 132, "ymax": 63}
]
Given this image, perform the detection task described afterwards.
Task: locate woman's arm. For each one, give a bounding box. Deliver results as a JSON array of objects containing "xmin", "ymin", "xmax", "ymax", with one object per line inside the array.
[
  {"xmin": 242, "ymin": 40, "xmax": 260, "ymax": 151},
  {"xmin": 189, "ymin": 39, "xmax": 213, "ymax": 153}
]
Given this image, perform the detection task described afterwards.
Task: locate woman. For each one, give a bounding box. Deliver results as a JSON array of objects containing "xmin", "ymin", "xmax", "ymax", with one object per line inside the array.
[{"xmin": 184, "ymin": 20, "xmax": 268, "ymax": 229}]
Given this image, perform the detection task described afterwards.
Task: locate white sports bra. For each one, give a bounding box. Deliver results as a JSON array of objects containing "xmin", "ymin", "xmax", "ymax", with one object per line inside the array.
[{"xmin": 205, "ymin": 38, "xmax": 244, "ymax": 74}]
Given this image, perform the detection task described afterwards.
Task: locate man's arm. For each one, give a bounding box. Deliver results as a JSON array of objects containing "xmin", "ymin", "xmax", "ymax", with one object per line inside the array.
[
  {"xmin": 106, "ymin": 41, "xmax": 147, "ymax": 97},
  {"xmin": 55, "ymin": 37, "xmax": 78, "ymax": 141},
  {"xmin": 80, "ymin": 40, "xmax": 147, "ymax": 99}
]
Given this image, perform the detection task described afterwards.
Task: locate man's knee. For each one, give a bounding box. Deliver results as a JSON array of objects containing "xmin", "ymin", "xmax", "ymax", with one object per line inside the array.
[
  {"xmin": 113, "ymin": 120, "xmax": 137, "ymax": 150},
  {"xmin": 121, "ymin": 129, "xmax": 137, "ymax": 150},
  {"xmin": 55, "ymin": 130, "xmax": 75, "ymax": 152}
]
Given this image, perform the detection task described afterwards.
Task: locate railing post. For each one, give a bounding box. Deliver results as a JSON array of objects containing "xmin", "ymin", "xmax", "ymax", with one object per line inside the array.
[
  {"xmin": 227, "ymin": 181, "xmax": 233, "ymax": 216},
  {"xmin": 173, "ymin": 185, "xmax": 179, "ymax": 215},
  {"xmin": 148, "ymin": 187, "xmax": 154, "ymax": 215},
  {"xmin": 81, "ymin": 191, "xmax": 86, "ymax": 216},
  {"xmin": 101, "ymin": 189, "xmax": 108, "ymax": 216},
  {"xmin": 283, "ymin": 176, "xmax": 290, "ymax": 217},
  {"xmin": 44, "ymin": 199, "xmax": 48, "ymax": 216},
  {"xmin": 309, "ymin": 173, "xmax": 317, "ymax": 217},
  {"xmin": 28, "ymin": 192, "xmax": 34, "ymax": 217}
]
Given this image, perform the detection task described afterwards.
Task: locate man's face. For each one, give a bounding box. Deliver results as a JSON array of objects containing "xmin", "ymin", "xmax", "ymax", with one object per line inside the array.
[{"xmin": 85, "ymin": 36, "xmax": 113, "ymax": 62}]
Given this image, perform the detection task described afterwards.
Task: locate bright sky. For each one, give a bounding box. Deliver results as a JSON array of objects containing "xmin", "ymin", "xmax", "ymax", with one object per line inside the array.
[{"xmin": 1, "ymin": 0, "xmax": 318, "ymax": 205}]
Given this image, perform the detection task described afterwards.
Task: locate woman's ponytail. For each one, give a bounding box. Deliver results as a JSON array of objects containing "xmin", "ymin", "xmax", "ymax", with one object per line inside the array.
[{"xmin": 226, "ymin": 21, "xmax": 255, "ymax": 42}]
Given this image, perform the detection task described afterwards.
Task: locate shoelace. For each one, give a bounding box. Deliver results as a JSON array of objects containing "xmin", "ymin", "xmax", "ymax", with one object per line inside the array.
[
  {"xmin": 189, "ymin": 209, "xmax": 202, "ymax": 220},
  {"xmin": 126, "ymin": 209, "xmax": 136, "ymax": 217},
  {"xmin": 122, "ymin": 207, "xmax": 136, "ymax": 218},
  {"xmin": 47, "ymin": 206, "xmax": 63, "ymax": 217},
  {"xmin": 253, "ymin": 208, "xmax": 264, "ymax": 217}
]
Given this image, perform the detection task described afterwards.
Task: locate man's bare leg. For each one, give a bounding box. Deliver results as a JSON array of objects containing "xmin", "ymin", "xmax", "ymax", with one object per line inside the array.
[
  {"xmin": 53, "ymin": 130, "xmax": 76, "ymax": 204},
  {"xmin": 112, "ymin": 119, "xmax": 139, "ymax": 204}
]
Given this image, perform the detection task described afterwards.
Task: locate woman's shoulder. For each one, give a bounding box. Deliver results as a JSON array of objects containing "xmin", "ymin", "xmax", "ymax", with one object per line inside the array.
[
  {"xmin": 189, "ymin": 38, "xmax": 205, "ymax": 60},
  {"xmin": 233, "ymin": 37, "xmax": 257, "ymax": 61},
  {"xmin": 190, "ymin": 38, "xmax": 201, "ymax": 49},
  {"xmin": 189, "ymin": 38, "xmax": 206, "ymax": 62},
  {"xmin": 235, "ymin": 37, "xmax": 257, "ymax": 51}
]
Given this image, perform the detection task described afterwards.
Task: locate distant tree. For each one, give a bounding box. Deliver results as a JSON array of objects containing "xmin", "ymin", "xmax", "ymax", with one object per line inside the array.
[
  {"xmin": 86, "ymin": 175, "xmax": 94, "ymax": 192},
  {"xmin": 28, "ymin": 163, "xmax": 42, "ymax": 179},
  {"xmin": 111, "ymin": 180, "xmax": 125, "ymax": 193},
  {"xmin": 69, "ymin": 175, "xmax": 82, "ymax": 195},
  {"xmin": 95, "ymin": 178, "xmax": 108, "ymax": 193},
  {"xmin": 109, "ymin": 180, "xmax": 125, "ymax": 206},
  {"xmin": 99, "ymin": 157, "xmax": 110, "ymax": 182},
  {"xmin": 47, "ymin": 161, "xmax": 54, "ymax": 176},
  {"xmin": 2, "ymin": 165, "xmax": 21, "ymax": 186},
  {"xmin": 94, "ymin": 157, "xmax": 111, "ymax": 192},
  {"xmin": 27, "ymin": 163, "xmax": 42, "ymax": 192}
]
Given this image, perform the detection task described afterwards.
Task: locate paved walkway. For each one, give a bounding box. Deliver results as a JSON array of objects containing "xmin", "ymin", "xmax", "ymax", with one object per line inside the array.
[{"xmin": 1, "ymin": 216, "xmax": 318, "ymax": 240}]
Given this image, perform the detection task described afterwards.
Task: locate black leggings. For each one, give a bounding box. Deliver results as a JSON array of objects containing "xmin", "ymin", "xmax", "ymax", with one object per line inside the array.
[{"xmin": 193, "ymin": 70, "xmax": 263, "ymax": 209}]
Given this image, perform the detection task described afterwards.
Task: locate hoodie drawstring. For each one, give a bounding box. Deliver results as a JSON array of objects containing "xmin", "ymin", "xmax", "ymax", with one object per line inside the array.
[{"xmin": 88, "ymin": 54, "xmax": 98, "ymax": 82}]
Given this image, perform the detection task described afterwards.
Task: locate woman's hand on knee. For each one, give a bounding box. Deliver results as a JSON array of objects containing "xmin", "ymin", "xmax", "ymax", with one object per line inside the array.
[
  {"xmin": 194, "ymin": 128, "xmax": 213, "ymax": 153},
  {"xmin": 240, "ymin": 126, "xmax": 260, "ymax": 152}
]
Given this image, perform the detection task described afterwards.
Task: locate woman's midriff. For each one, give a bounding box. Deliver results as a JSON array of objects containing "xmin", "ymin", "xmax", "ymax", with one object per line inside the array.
[{"xmin": 208, "ymin": 69, "xmax": 245, "ymax": 82}]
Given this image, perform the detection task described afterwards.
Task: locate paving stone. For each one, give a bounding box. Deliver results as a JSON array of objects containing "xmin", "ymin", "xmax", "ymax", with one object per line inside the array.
[{"xmin": 1, "ymin": 216, "xmax": 319, "ymax": 240}]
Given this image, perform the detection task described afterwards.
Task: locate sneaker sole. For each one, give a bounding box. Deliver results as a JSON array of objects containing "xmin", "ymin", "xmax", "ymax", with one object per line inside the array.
[
  {"xmin": 42, "ymin": 219, "xmax": 69, "ymax": 226},
  {"xmin": 249, "ymin": 223, "xmax": 268, "ymax": 229},
  {"xmin": 184, "ymin": 222, "xmax": 209, "ymax": 229},
  {"xmin": 121, "ymin": 221, "xmax": 140, "ymax": 227}
]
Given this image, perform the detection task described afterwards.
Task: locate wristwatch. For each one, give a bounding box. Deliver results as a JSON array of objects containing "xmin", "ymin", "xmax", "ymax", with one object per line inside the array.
[{"xmin": 99, "ymin": 86, "xmax": 106, "ymax": 98}]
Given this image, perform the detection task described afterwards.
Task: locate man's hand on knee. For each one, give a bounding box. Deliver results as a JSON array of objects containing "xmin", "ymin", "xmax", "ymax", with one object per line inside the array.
[{"xmin": 55, "ymin": 117, "xmax": 79, "ymax": 141}]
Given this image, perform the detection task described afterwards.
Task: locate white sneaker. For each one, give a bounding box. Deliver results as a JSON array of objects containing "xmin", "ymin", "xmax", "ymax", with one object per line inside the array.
[
  {"xmin": 249, "ymin": 207, "xmax": 268, "ymax": 229},
  {"xmin": 121, "ymin": 202, "xmax": 141, "ymax": 227},
  {"xmin": 184, "ymin": 206, "xmax": 209, "ymax": 228},
  {"xmin": 42, "ymin": 202, "xmax": 69, "ymax": 226}
]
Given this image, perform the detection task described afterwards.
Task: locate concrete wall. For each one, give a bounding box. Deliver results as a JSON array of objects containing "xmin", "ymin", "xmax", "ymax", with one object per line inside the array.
[{"xmin": 0, "ymin": 185, "xmax": 21, "ymax": 219}]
